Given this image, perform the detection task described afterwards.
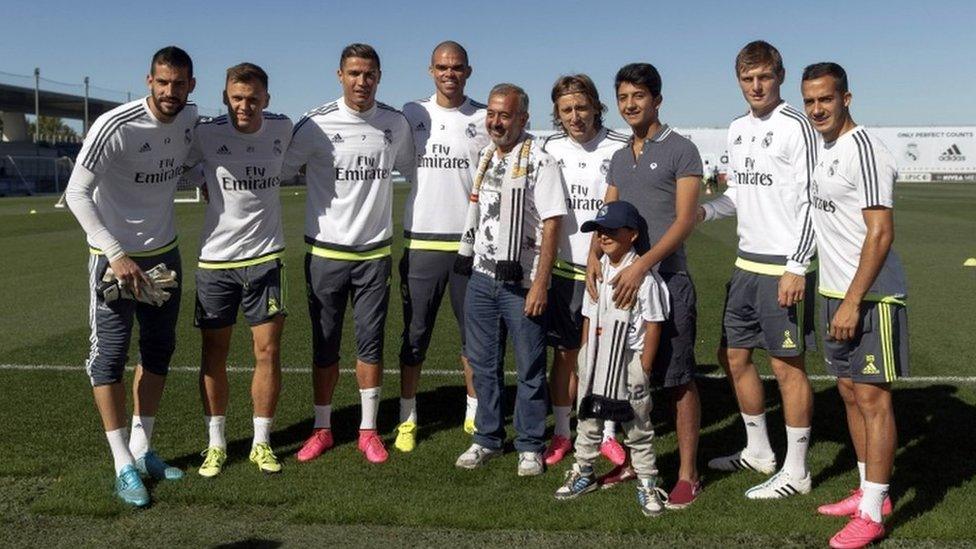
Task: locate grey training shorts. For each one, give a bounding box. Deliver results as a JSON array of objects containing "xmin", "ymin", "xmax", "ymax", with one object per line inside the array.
[
  {"xmin": 720, "ymin": 268, "xmax": 817, "ymax": 356},
  {"xmin": 194, "ymin": 258, "xmax": 287, "ymax": 329},
  {"xmin": 820, "ymin": 295, "xmax": 909, "ymax": 383},
  {"xmin": 398, "ymin": 249, "xmax": 468, "ymax": 366},
  {"xmin": 305, "ymin": 254, "xmax": 391, "ymax": 366}
]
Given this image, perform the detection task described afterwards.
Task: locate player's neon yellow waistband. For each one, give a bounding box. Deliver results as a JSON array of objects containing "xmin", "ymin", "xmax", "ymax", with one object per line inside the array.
[
  {"xmin": 89, "ymin": 237, "xmax": 178, "ymax": 257},
  {"xmin": 404, "ymin": 239, "xmax": 460, "ymax": 252},
  {"xmin": 734, "ymin": 257, "xmax": 817, "ymax": 276},
  {"xmin": 818, "ymin": 288, "xmax": 906, "ymax": 306},
  {"xmin": 198, "ymin": 250, "xmax": 284, "ymax": 269},
  {"xmin": 306, "ymin": 244, "xmax": 391, "ymax": 261},
  {"xmin": 553, "ymin": 259, "xmax": 587, "ymax": 281}
]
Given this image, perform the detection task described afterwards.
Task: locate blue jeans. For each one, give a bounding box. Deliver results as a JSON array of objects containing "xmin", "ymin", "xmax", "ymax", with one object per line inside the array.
[{"xmin": 465, "ymin": 272, "xmax": 549, "ymax": 452}]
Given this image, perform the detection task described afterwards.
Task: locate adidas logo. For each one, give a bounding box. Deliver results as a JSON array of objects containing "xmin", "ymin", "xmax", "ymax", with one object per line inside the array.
[
  {"xmin": 216, "ymin": 144, "xmax": 231, "ymax": 155},
  {"xmin": 415, "ymin": 122, "xmax": 427, "ymax": 131},
  {"xmin": 733, "ymin": 135, "xmax": 742, "ymax": 145},
  {"xmin": 331, "ymin": 133, "xmax": 344, "ymax": 143},
  {"xmin": 746, "ymin": 422, "xmax": 757, "ymax": 427},
  {"xmin": 797, "ymin": 437, "xmax": 808, "ymax": 443},
  {"xmin": 782, "ymin": 330, "xmax": 797, "ymax": 350},
  {"xmin": 267, "ymin": 297, "xmax": 279, "ymax": 315},
  {"xmin": 862, "ymin": 355, "xmax": 880, "ymax": 375},
  {"xmin": 138, "ymin": 142, "xmax": 152, "ymax": 153},
  {"xmin": 939, "ymin": 143, "xmax": 965, "ymax": 161}
]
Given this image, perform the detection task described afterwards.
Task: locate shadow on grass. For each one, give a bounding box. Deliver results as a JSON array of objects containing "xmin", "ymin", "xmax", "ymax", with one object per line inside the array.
[
  {"xmin": 213, "ymin": 539, "xmax": 282, "ymax": 549},
  {"xmin": 677, "ymin": 373, "xmax": 976, "ymax": 533}
]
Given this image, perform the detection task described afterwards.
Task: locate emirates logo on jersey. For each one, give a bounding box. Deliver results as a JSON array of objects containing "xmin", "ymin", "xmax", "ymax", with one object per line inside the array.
[{"xmin": 466, "ymin": 123, "xmax": 477, "ymax": 139}]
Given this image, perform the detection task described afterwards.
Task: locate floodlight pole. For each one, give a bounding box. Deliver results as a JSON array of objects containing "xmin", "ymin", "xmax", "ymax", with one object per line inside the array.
[
  {"xmin": 33, "ymin": 68, "xmax": 40, "ymax": 143},
  {"xmin": 83, "ymin": 77, "xmax": 90, "ymax": 137}
]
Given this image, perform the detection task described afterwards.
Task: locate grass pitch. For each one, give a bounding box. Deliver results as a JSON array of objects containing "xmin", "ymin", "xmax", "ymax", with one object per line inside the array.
[{"xmin": 1, "ymin": 183, "xmax": 975, "ymax": 547}]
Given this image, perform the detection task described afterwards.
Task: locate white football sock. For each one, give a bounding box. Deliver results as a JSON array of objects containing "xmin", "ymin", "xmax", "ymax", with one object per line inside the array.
[
  {"xmin": 400, "ymin": 397, "xmax": 417, "ymax": 424},
  {"xmin": 359, "ymin": 387, "xmax": 381, "ymax": 430},
  {"xmin": 602, "ymin": 421, "xmax": 615, "ymax": 442},
  {"xmin": 741, "ymin": 412, "xmax": 774, "ymax": 458},
  {"xmin": 253, "ymin": 416, "xmax": 273, "ymax": 447},
  {"xmin": 106, "ymin": 427, "xmax": 134, "ymax": 475},
  {"xmin": 859, "ymin": 480, "xmax": 889, "ymax": 522},
  {"xmin": 128, "ymin": 415, "xmax": 154, "ymax": 460},
  {"xmin": 313, "ymin": 405, "xmax": 332, "ymax": 430},
  {"xmin": 205, "ymin": 415, "xmax": 226, "ymax": 450},
  {"xmin": 553, "ymin": 406, "xmax": 572, "ymax": 438},
  {"xmin": 465, "ymin": 396, "xmax": 478, "ymax": 422},
  {"xmin": 783, "ymin": 426, "xmax": 810, "ymax": 478},
  {"xmin": 857, "ymin": 461, "xmax": 866, "ymax": 489}
]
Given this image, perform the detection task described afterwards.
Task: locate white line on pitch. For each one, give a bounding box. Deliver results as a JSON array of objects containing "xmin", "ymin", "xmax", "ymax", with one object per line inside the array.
[{"xmin": 1, "ymin": 363, "xmax": 975, "ymax": 384}]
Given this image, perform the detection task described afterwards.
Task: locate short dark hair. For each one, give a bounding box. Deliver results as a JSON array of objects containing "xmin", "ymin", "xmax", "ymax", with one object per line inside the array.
[
  {"xmin": 431, "ymin": 40, "xmax": 469, "ymax": 66},
  {"xmin": 340, "ymin": 43, "xmax": 380, "ymax": 69},
  {"xmin": 550, "ymin": 74, "xmax": 605, "ymax": 130},
  {"xmin": 802, "ymin": 62, "xmax": 849, "ymax": 94},
  {"xmin": 735, "ymin": 40, "xmax": 784, "ymax": 77},
  {"xmin": 614, "ymin": 63, "xmax": 662, "ymax": 97},
  {"xmin": 151, "ymin": 46, "xmax": 193, "ymax": 78},
  {"xmin": 226, "ymin": 62, "xmax": 268, "ymax": 90}
]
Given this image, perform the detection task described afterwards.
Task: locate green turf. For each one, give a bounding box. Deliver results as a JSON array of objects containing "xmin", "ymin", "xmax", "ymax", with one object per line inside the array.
[{"xmin": 1, "ymin": 184, "xmax": 975, "ymax": 546}]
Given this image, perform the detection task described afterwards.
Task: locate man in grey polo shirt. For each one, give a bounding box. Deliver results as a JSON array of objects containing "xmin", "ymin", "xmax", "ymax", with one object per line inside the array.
[{"xmin": 586, "ymin": 63, "xmax": 703, "ymax": 507}]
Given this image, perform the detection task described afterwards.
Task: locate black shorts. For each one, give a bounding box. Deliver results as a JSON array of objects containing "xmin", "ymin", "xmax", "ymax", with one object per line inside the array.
[
  {"xmin": 398, "ymin": 249, "xmax": 468, "ymax": 365},
  {"xmin": 820, "ymin": 295, "xmax": 909, "ymax": 383},
  {"xmin": 720, "ymin": 268, "xmax": 817, "ymax": 356},
  {"xmin": 194, "ymin": 259, "xmax": 287, "ymax": 329},
  {"xmin": 546, "ymin": 274, "xmax": 585, "ymax": 350},
  {"xmin": 305, "ymin": 254, "xmax": 391, "ymax": 366},
  {"xmin": 652, "ymin": 271, "xmax": 697, "ymax": 389},
  {"xmin": 85, "ymin": 247, "xmax": 182, "ymax": 386}
]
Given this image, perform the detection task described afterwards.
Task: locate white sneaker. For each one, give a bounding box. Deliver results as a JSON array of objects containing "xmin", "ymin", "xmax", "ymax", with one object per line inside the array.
[
  {"xmin": 517, "ymin": 451, "xmax": 544, "ymax": 476},
  {"xmin": 707, "ymin": 449, "xmax": 777, "ymax": 474},
  {"xmin": 637, "ymin": 477, "xmax": 668, "ymax": 517},
  {"xmin": 455, "ymin": 443, "xmax": 501, "ymax": 469},
  {"xmin": 744, "ymin": 469, "xmax": 812, "ymax": 499}
]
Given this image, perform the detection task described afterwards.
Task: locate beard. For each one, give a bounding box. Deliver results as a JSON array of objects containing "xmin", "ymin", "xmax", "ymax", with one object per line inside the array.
[{"xmin": 151, "ymin": 93, "xmax": 186, "ymax": 116}]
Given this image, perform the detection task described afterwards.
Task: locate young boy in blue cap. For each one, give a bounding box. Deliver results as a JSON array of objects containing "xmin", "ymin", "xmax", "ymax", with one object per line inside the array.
[{"xmin": 554, "ymin": 200, "xmax": 671, "ymax": 516}]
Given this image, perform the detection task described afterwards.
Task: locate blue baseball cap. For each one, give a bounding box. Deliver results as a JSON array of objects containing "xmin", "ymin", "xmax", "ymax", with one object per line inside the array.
[{"xmin": 580, "ymin": 201, "xmax": 644, "ymax": 233}]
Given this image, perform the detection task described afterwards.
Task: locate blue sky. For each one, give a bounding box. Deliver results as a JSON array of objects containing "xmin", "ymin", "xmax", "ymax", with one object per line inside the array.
[{"xmin": 3, "ymin": 0, "xmax": 974, "ymax": 129}]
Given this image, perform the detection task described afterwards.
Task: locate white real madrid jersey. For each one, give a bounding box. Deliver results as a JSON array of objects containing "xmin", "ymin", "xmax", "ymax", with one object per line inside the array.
[
  {"xmin": 186, "ymin": 113, "xmax": 292, "ymax": 265},
  {"xmin": 401, "ymin": 95, "xmax": 489, "ymax": 250},
  {"xmin": 702, "ymin": 102, "xmax": 819, "ymax": 276},
  {"xmin": 283, "ymin": 97, "xmax": 414, "ymax": 259},
  {"xmin": 811, "ymin": 126, "xmax": 907, "ymax": 301},
  {"xmin": 543, "ymin": 128, "xmax": 629, "ymax": 275},
  {"xmin": 66, "ymin": 97, "xmax": 198, "ymax": 257}
]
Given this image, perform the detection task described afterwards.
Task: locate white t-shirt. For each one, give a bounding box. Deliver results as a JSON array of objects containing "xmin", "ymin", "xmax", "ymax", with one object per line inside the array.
[
  {"xmin": 401, "ymin": 95, "xmax": 489, "ymax": 249},
  {"xmin": 472, "ymin": 135, "xmax": 567, "ymax": 287},
  {"xmin": 582, "ymin": 252, "xmax": 670, "ymax": 353},
  {"xmin": 811, "ymin": 126, "xmax": 906, "ymax": 300},
  {"xmin": 283, "ymin": 97, "xmax": 414, "ymax": 257},
  {"xmin": 65, "ymin": 97, "xmax": 198, "ymax": 258},
  {"xmin": 542, "ymin": 128, "xmax": 628, "ymax": 271},
  {"xmin": 702, "ymin": 102, "xmax": 819, "ymax": 275},
  {"xmin": 186, "ymin": 113, "xmax": 292, "ymax": 264}
]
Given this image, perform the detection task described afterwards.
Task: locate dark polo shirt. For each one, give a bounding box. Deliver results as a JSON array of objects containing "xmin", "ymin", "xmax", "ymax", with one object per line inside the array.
[{"xmin": 607, "ymin": 124, "xmax": 702, "ymax": 274}]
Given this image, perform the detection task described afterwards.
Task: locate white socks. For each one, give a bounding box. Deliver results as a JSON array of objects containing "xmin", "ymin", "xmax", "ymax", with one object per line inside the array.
[
  {"xmin": 253, "ymin": 417, "xmax": 273, "ymax": 447},
  {"xmin": 465, "ymin": 395, "xmax": 478, "ymax": 423},
  {"xmin": 857, "ymin": 461, "xmax": 867, "ymax": 488},
  {"xmin": 742, "ymin": 412, "xmax": 774, "ymax": 458},
  {"xmin": 400, "ymin": 397, "xmax": 417, "ymax": 424},
  {"xmin": 553, "ymin": 406, "xmax": 571, "ymax": 438},
  {"xmin": 359, "ymin": 387, "xmax": 381, "ymax": 430},
  {"xmin": 783, "ymin": 426, "xmax": 811, "ymax": 478},
  {"xmin": 859, "ymin": 480, "xmax": 889, "ymax": 522},
  {"xmin": 314, "ymin": 405, "xmax": 332, "ymax": 430},
  {"xmin": 206, "ymin": 415, "xmax": 227, "ymax": 449},
  {"xmin": 602, "ymin": 420, "xmax": 615, "ymax": 442},
  {"xmin": 106, "ymin": 427, "xmax": 134, "ymax": 475},
  {"xmin": 128, "ymin": 415, "xmax": 154, "ymax": 460}
]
